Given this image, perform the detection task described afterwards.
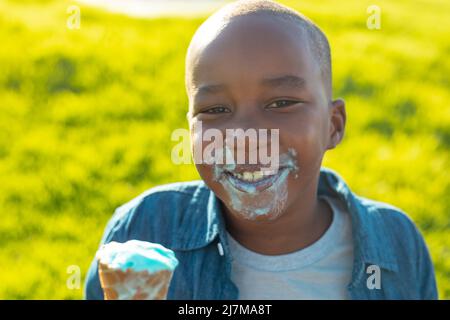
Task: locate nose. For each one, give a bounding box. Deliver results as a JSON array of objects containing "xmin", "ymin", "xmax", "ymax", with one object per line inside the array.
[{"xmin": 223, "ymin": 114, "xmax": 277, "ymax": 165}]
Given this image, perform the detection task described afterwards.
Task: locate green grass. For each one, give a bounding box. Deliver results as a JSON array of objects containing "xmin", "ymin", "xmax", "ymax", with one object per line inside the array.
[{"xmin": 0, "ymin": 0, "xmax": 449, "ymax": 299}]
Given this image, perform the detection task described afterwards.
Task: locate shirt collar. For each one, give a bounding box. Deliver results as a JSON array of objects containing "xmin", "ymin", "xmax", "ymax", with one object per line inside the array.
[{"xmin": 180, "ymin": 167, "xmax": 399, "ymax": 273}]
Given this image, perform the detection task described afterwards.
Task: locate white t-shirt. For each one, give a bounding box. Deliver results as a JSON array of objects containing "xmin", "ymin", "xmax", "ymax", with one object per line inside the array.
[{"xmin": 226, "ymin": 195, "xmax": 354, "ymax": 300}]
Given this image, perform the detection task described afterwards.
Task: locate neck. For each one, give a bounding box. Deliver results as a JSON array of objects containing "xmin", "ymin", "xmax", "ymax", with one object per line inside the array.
[{"xmin": 222, "ymin": 175, "xmax": 332, "ymax": 255}]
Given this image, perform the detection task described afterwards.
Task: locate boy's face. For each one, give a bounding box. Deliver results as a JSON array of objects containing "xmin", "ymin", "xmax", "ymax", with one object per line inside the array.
[{"xmin": 186, "ymin": 15, "xmax": 345, "ymax": 222}]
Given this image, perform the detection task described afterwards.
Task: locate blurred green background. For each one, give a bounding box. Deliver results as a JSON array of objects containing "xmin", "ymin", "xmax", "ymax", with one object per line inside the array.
[{"xmin": 0, "ymin": 0, "xmax": 449, "ymax": 299}]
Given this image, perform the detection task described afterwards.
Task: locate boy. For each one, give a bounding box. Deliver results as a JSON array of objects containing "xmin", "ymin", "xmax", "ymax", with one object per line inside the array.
[{"xmin": 85, "ymin": 0, "xmax": 437, "ymax": 299}]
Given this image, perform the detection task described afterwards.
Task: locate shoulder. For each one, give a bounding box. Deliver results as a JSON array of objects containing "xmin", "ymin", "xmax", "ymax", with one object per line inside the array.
[
  {"xmin": 321, "ymin": 167, "xmax": 423, "ymax": 242},
  {"xmin": 355, "ymin": 195, "xmax": 431, "ymax": 265},
  {"xmin": 102, "ymin": 180, "xmax": 212, "ymax": 249},
  {"xmin": 114, "ymin": 180, "xmax": 207, "ymax": 218},
  {"xmin": 357, "ymin": 196, "xmax": 420, "ymax": 239}
]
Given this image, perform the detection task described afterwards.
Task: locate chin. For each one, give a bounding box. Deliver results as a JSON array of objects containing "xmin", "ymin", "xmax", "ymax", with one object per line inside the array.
[{"xmin": 221, "ymin": 193, "xmax": 289, "ymax": 222}]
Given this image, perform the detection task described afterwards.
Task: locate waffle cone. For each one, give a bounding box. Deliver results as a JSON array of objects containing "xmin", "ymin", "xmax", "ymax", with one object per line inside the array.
[{"xmin": 98, "ymin": 262, "xmax": 173, "ymax": 300}]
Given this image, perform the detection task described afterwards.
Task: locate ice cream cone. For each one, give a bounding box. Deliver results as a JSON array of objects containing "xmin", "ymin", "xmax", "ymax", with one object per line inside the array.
[
  {"xmin": 96, "ymin": 240, "xmax": 179, "ymax": 300},
  {"xmin": 98, "ymin": 261, "xmax": 173, "ymax": 300}
]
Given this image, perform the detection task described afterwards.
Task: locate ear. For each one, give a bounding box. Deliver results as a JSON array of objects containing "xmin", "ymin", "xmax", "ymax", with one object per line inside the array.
[{"xmin": 327, "ymin": 98, "xmax": 346, "ymax": 150}]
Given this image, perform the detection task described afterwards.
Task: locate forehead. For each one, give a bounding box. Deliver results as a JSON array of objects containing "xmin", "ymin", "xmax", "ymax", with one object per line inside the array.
[{"xmin": 187, "ymin": 14, "xmax": 319, "ymax": 94}]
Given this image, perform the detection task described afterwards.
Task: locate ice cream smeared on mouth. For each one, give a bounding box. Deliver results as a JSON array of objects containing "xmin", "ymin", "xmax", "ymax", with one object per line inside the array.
[
  {"xmin": 213, "ymin": 148, "xmax": 299, "ymax": 220},
  {"xmin": 96, "ymin": 240, "xmax": 179, "ymax": 273}
]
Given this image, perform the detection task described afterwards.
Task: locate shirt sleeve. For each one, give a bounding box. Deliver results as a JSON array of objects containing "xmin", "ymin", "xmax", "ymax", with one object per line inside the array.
[{"xmin": 416, "ymin": 229, "xmax": 438, "ymax": 300}]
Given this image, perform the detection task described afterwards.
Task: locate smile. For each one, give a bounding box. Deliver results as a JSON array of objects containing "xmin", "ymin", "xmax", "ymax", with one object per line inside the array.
[{"xmin": 223, "ymin": 167, "xmax": 289, "ymax": 193}]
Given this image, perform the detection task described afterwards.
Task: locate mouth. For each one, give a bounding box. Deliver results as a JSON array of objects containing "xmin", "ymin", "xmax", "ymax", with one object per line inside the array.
[{"xmin": 223, "ymin": 167, "xmax": 290, "ymax": 193}]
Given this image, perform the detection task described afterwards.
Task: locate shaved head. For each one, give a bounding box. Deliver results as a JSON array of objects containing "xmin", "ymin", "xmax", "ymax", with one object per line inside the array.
[{"xmin": 185, "ymin": 0, "xmax": 332, "ymax": 100}]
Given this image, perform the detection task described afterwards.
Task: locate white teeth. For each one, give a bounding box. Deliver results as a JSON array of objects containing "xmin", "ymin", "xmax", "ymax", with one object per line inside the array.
[
  {"xmin": 243, "ymin": 172, "xmax": 253, "ymax": 181},
  {"xmin": 230, "ymin": 170, "xmax": 270, "ymax": 182},
  {"xmin": 253, "ymin": 171, "xmax": 263, "ymax": 181}
]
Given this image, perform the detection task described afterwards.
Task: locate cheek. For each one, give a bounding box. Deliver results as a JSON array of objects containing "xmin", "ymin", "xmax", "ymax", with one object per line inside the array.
[
  {"xmin": 194, "ymin": 163, "xmax": 227, "ymax": 197},
  {"xmin": 280, "ymin": 117, "xmax": 328, "ymax": 176},
  {"xmin": 194, "ymin": 163, "xmax": 213, "ymax": 184}
]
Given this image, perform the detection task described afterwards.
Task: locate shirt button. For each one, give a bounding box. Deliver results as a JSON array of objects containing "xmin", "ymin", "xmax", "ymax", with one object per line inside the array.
[{"xmin": 217, "ymin": 242, "xmax": 224, "ymax": 256}]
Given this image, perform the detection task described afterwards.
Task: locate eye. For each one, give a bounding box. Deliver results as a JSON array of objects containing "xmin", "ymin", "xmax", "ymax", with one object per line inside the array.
[
  {"xmin": 266, "ymin": 99, "xmax": 300, "ymax": 109},
  {"xmin": 201, "ymin": 105, "xmax": 231, "ymax": 114}
]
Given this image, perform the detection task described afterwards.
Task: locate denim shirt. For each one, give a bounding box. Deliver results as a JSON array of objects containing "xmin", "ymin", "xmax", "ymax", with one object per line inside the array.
[{"xmin": 84, "ymin": 167, "xmax": 438, "ymax": 300}]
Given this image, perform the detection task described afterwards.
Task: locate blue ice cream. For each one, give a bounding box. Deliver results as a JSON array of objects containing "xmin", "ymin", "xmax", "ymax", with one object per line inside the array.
[{"xmin": 96, "ymin": 240, "xmax": 179, "ymax": 273}]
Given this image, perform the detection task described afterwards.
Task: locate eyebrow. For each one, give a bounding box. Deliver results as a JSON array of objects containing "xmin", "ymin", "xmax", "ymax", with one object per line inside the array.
[
  {"xmin": 195, "ymin": 83, "xmax": 227, "ymax": 96},
  {"xmin": 194, "ymin": 75, "xmax": 306, "ymax": 97},
  {"xmin": 261, "ymin": 75, "xmax": 306, "ymax": 89}
]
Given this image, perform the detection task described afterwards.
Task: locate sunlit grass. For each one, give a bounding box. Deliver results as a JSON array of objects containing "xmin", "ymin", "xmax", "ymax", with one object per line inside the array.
[{"xmin": 0, "ymin": 0, "xmax": 449, "ymax": 299}]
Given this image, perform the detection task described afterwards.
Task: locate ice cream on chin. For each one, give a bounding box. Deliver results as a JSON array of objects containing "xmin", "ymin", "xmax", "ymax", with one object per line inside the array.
[{"xmin": 96, "ymin": 240, "xmax": 179, "ymax": 300}]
